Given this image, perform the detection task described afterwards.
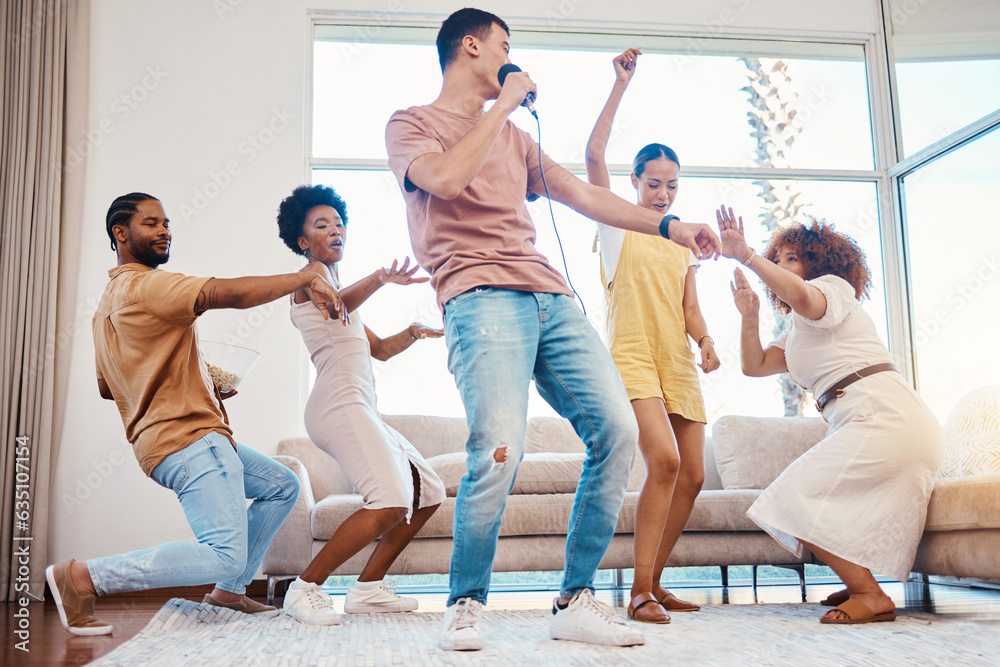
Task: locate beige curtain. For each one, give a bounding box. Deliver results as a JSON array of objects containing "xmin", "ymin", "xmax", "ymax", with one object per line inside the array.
[{"xmin": 0, "ymin": 0, "xmax": 69, "ymax": 602}]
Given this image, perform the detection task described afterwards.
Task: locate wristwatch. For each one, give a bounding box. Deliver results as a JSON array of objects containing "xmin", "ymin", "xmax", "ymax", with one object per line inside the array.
[{"xmin": 658, "ymin": 214, "xmax": 679, "ymax": 240}]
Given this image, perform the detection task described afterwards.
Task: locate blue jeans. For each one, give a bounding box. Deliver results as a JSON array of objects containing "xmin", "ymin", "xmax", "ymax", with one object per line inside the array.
[
  {"xmin": 88, "ymin": 431, "xmax": 300, "ymax": 596},
  {"xmin": 443, "ymin": 288, "xmax": 638, "ymax": 605}
]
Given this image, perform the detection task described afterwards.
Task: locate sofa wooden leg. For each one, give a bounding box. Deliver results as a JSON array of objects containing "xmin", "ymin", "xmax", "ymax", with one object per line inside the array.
[
  {"xmin": 720, "ymin": 565, "xmax": 729, "ymax": 588},
  {"xmin": 267, "ymin": 575, "xmax": 297, "ymax": 606}
]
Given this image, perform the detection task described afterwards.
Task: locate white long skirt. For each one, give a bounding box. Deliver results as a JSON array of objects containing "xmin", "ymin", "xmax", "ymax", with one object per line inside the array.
[{"xmin": 747, "ymin": 373, "xmax": 943, "ymax": 581}]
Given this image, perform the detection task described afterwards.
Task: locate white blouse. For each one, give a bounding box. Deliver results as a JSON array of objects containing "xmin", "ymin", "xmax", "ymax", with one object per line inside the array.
[{"xmin": 768, "ymin": 274, "xmax": 893, "ymax": 397}]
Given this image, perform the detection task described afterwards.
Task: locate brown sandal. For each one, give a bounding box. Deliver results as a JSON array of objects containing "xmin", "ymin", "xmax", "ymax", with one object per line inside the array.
[
  {"xmin": 819, "ymin": 598, "xmax": 896, "ymax": 624},
  {"xmin": 820, "ymin": 588, "xmax": 850, "ymax": 607},
  {"xmin": 654, "ymin": 587, "xmax": 700, "ymax": 612},
  {"xmin": 627, "ymin": 592, "xmax": 671, "ymax": 624}
]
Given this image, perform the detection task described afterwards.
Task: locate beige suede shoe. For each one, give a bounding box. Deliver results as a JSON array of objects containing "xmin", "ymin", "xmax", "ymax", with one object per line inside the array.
[
  {"xmin": 203, "ymin": 593, "xmax": 280, "ymax": 617},
  {"xmin": 45, "ymin": 560, "xmax": 113, "ymax": 636}
]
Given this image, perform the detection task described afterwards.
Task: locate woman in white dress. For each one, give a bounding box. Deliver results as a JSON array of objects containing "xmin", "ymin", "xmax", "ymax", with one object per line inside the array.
[
  {"xmin": 717, "ymin": 206, "xmax": 943, "ymax": 624},
  {"xmin": 275, "ymin": 184, "xmax": 446, "ymax": 626}
]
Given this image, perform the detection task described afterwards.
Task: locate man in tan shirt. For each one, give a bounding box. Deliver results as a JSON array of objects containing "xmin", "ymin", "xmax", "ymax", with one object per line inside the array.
[{"xmin": 45, "ymin": 192, "xmax": 342, "ymax": 636}]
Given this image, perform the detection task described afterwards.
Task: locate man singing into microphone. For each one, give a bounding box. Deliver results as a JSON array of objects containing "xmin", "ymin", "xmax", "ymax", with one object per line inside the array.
[{"xmin": 385, "ymin": 8, "xmax": 721, "ymax": 651}]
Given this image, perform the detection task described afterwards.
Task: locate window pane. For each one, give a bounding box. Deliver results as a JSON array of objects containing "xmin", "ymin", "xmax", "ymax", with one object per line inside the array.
[
  {"xmin": 512, "ymin": 48, "xmax": 872, "ymax": 170},
  {"xmin": 902, "ymin": 127, "xmax": 1000, "ymax": 421},
  {"xmin": 896, "ymin": 59, "xmax": 1000, "ymax": 157},
  {"xmin": 314, "ymin": 169, "xmax": 885, "ymax": 424},
  {"xmin": 313, "ymin": 41, "xmax": 874, "ymax": 170},
  {"xmin": 313, "ymin": 42, "xmax": 439, "ymax": 159},
  {"xmin": 606, "ymin": 176, "xmax": 884, "ymax": 423}
]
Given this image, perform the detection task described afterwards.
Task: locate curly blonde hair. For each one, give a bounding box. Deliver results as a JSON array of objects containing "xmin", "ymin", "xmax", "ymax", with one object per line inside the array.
[{"xmin": 762, "ymin": 218, "xmax": 873, "ymax": 314}]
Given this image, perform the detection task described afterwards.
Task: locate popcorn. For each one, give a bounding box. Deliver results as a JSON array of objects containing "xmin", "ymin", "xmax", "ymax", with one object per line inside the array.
[{"xmin": 207, "ymin": 363, "xmax": 242, "ymax": 393}]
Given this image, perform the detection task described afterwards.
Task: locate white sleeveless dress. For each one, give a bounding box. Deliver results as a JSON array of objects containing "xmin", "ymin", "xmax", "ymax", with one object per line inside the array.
[
  {"xmin": 290, "ymin": 298, "xmax": 445, "ymax": 518},
  {"xmin": 747, "ymin": 275, "xmax": 943, "ymax": 581}
]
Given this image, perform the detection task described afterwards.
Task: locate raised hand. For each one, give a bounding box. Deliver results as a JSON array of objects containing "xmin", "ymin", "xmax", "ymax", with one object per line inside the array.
[
  {"xmin": 730, "ymin": 267, "xmax": 760, "ymax": 318},
  {"xmin": 668, "ymin": 219, "xmax": 722, "ymax": 260},
  {"xmin": 407, "ymin": 323, "xmax": 444, "ymax": 340},
  {"xmin": 716, "ymin": 205, "xmax": 752, "ymax": 262},
  {"xmin": 613, "ymin": 48, "xmax": 641, "ymax": 85},
  {"xmin": 378, "ymin": 258, "xmax": 429, "ymax": 287}
]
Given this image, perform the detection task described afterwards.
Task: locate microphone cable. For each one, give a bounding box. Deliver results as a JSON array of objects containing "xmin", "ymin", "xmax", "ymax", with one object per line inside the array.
[{"xmin": 533, "ymin": 114, "xmax": 586, "ymax": 315}]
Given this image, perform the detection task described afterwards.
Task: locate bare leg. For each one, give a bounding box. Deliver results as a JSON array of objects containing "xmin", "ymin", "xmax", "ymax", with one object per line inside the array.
[
  {"xmin": 358, "ymin": 503, "xmax": 440, "ymax": 581},
  {"xmin": 357, "ymin": 462, "xmax": 439, "ymax": 582},
  {"xmin": 630, "ymin": 397, "xmax": 679, "ymax": 600},
  {"xmin": 299, "ymin": 506, "xmax": 407, "ymax": 585},
  {"xmin": 650, "ymin": 415, "xmax": 705, "ymax": 600},
  {"xmin": 800, "ymin": 540, "xmax": 895, "ymax": 620}
]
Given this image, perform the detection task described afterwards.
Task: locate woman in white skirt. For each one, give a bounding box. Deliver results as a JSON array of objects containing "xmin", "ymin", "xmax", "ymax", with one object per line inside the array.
[
  {"xmin": 275, "ymin": 184, "xmax": 446, "ymax": 625},
  {"xmin": 717, "ymin": 206, "xmax": 943, "ymax": 624}
]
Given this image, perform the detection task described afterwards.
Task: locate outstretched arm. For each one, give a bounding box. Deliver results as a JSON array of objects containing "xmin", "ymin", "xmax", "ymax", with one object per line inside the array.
[
  {"xmin": 339, "ymin": 258, "xmax": 427, "ymax": 314},
  {"xmin": 539, "ymin": 166, "xmax": 721, "ymax": 260},
  {"xmin": 366, "ymin": 323, "xmax": 444, "ymax": 362},
  {"xmin": 716, "ymin": 206, "xmax": 827, "ymax": 320},
  {"xmin": 585, "ymin": 48, "xmax": 641, "ymax": 190},
  {"xmin": 731, "ymin": 267, "xmax": 787, "ymax": 376},
  {"xmin": 195, "ymin": 269, "xmax": 342, "ymax": 320}
]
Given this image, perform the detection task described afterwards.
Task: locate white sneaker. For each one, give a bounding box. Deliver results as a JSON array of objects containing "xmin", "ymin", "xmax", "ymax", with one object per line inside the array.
[
  {"xmin": 438, "ymin": 597, "xmax": 485, "ymax": 651},
  {"xmin": 344, "ymin": 580, "xmax": 418, "ymax": 613},
  {"xmin": 550, "ymin": 589, "xmax": 645, "ymax": 646},
  {"xmin": 282, "ymin": 577, "xmax": 341, "ymax": 626}
]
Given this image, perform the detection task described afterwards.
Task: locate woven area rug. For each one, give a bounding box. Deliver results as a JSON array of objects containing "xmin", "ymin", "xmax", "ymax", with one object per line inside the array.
[{"xmin": 88, "ymin": 598, "xmax": 999, "ymax": 666}]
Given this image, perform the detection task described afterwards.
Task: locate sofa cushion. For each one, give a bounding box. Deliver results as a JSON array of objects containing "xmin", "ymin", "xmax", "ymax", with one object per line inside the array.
[
  {"xmin": 427, "ymin": 448, "xmax": 648, "ymax": 497},
  {"xmin": 427, "ymin": 452, "xmax": 587, "ymax": 496},
  {"xmin": 924, "ymin": 472, "xmax": 1000, "ymax": 531},
  {"xmin": 938, "ymin": 386, "xmax": 1000, "ymax": 478},
  {"xmin": 309, "ymin": 488, "xmax": 767, "ymax": 541},
  {"xmin": 311, "ymin": 494, "xmax": 586, "ymax": 540},
  {"xmin": 381, "ymin": 414, "xmax": 470, "ymax": 459},
  {"xmin": 525, "ymin": 416, "xmax": 586, "ymax": 454},
  {"xmin": 711, "ymin": 416, "xmax": 828, "ymax": 490}
]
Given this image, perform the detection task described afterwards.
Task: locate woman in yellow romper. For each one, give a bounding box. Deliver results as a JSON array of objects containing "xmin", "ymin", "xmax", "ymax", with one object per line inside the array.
[{"xmin": 586, "ymin": 48, "xmax": 721, "ymax": 624}]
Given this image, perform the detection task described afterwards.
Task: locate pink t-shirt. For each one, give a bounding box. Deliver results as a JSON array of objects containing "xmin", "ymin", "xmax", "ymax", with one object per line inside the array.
[{"xmin": 385, "ymin": 104, "xmax": 572, "ymax": 310}]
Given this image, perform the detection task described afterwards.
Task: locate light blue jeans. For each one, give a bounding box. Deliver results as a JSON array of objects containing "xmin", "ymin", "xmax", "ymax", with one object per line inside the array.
[
  {"xmin": 88, "ymin": 431, "xmax": 300, "ymax": 596},
  {"xmin": 443, "ymin": 288, "xmax": 638, "ymax": 605}
]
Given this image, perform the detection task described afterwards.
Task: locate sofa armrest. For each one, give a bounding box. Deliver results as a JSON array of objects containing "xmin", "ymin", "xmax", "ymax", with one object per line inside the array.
[{"xmin": 262, "ymin": 454, "xmax": 317, "ymax": 576}]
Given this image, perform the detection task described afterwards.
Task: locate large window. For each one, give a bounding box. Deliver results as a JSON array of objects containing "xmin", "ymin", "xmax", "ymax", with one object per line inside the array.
[
  {"xmin": 899, "ymin": 126, "xmax": 1000, "ymax": 422},
  {"xmin": 310, "ymin": 25, "xmax": 888, "ymax": 424}
]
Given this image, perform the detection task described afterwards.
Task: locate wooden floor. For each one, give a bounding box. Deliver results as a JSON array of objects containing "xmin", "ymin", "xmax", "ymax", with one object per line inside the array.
[{"xmin": 4, "ymin": 579, "xmax": 999, "ymax": 666}]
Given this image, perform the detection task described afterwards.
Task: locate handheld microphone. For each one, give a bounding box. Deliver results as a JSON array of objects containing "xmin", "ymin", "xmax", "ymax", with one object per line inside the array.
[{"xmin": 497, "ymin": 63, "xmax": 537, "ymax": 118}]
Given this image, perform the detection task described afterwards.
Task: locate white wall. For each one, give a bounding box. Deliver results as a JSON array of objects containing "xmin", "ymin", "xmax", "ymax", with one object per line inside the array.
[{"xmin": 49, "ymin": 0, "xmax": 881, "ymax": 567}]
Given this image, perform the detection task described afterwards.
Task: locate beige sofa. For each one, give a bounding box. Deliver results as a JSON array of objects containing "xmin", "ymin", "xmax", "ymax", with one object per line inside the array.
[{"xmin": 261, "ymin": 414, "xmax": 1000, "ymax": 603}]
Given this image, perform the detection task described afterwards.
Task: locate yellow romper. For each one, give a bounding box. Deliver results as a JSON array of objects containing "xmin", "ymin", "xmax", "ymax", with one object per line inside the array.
[{"xmin": 602, "ymin": 230, "xmax": 706, "ymax": 423}]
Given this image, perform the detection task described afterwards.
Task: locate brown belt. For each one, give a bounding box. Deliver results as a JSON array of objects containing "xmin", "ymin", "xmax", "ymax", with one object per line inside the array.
[{"xmin": 815, "ymin": 363, "xmax": 898, "ymax": 412}]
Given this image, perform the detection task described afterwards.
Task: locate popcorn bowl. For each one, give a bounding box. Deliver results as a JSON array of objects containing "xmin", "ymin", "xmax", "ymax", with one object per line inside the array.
[{"xmin": 199, "ymin": 341, "xmax": 261, "ymax": 393}]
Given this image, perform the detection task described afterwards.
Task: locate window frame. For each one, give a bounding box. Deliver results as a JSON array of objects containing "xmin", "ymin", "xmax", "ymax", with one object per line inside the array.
[{"xmin": 303, "ymin": 8, "xmax": 920, "ymax": 388}]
